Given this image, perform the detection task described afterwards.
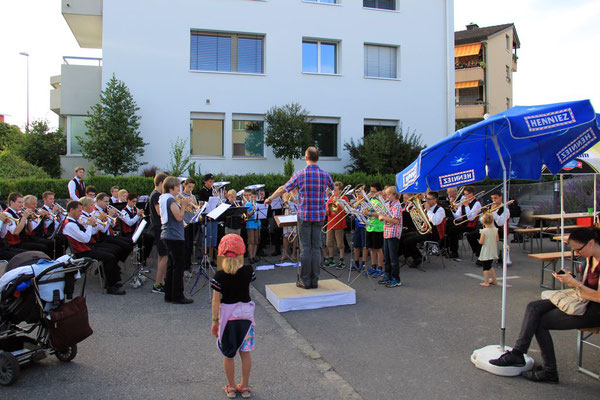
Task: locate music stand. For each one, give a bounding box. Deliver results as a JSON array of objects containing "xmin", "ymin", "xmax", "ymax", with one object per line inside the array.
[
  {"xmin": 126, "ymin": 219, "xmax": 151, "ymax": 288},
  {"xmin": 48, "ymin": 213, "xmax": 67, "ymax": 259}
]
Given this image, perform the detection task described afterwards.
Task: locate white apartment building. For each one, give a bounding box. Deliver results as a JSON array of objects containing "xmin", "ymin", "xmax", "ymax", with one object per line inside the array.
[{"xmin": 56, "ymin": 0, "xmax": 455, "ymax": 176}]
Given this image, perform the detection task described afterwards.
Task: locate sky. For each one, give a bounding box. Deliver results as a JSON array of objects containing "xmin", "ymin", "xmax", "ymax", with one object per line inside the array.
[{"xmin": 0, "ymin": 0, "xmax": 599, "ymax": 131}]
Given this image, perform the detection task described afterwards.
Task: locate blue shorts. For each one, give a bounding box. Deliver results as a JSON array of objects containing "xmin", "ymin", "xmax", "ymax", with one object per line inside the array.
[
  {"xmin": 353, "ymin": 225, "xmax": 366, "ymax": 248},
  {"xmin": 198, "ymin": 221, "xmax": 218, "ymax": 247}
]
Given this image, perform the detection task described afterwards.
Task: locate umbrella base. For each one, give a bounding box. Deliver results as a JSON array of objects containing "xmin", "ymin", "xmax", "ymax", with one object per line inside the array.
[{"xmin": 471, "ymin": 345, "xmax": 534, "ymax": 376}]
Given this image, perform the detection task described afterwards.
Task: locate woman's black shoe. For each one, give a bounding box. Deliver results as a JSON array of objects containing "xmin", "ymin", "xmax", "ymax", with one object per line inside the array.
[
  {"xmin": 172, "ymin": 297, "xmax": 194, "ymax": 304},
  {"xmin": 521, "ymin": 369, "xmax": 559, "ymax": 383},
  {"xmin": 489, "ymin": 350, "xmax": 526, "ymax": 367},
  {"xmin": 106, "ymin": 286, "xmax": 126, "ymax": 295}
]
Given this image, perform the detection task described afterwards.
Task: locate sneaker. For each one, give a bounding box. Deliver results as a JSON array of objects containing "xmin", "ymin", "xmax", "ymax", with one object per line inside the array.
[
  {"xmin": 349, "ymin": 262, "xmax": 358, "ymax": 271},
  {"xmin": 335, "ymin": 260, "xmax": 346, "ymax": 270},
  {"xmin": 152, "ymin": 283, "xmax": 165, "ymax": 294},
  {"xmin": 489, "ymin": 350, "xmax": 526, "ymax": 367},
  {"xmin": 366, "ymin": 267, "xmax": 377, "ymax": 276},
  {"xmin": 386, "ymin": 279, "xmax": 402, "ymax": 288},
  {"xmin": 371, "ymin": 269, "xmax": 384, "ymax": 278},
  {"xmin": 378, "ymin": 273, "xmax": 391, "ymax": 285},
  {"xmin": 326, "ymin": 258, "xmax": 335, "ymax": 267},
  {"xmin": 521, "ymin": 369, "xmax": 559, "ymax": 383}
]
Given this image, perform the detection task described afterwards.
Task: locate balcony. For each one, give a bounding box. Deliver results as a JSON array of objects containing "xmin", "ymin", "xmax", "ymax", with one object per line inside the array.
[
  {"xmin": 49, "ymin": 57, "xmax": 102, "ymax": 116},
  {"xmin": 62, "ymin": 0, "xmax": 103, "ymax": 48},
  {"xmin": 512, "ymin": 53, "xmax": 518, "ymax": 72},
  {"xmin": 455, "ymin": 102, "xmax": 485, "ymax": 120},
  {"xmin": 455, "ymin": 66, "xmax": 484, "ymax": 84}
]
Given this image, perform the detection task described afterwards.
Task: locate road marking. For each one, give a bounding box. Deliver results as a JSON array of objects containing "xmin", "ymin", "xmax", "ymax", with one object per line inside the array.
[{"xmin": 464, "ymin": 273, "xmax": 521, "ymax": 287}]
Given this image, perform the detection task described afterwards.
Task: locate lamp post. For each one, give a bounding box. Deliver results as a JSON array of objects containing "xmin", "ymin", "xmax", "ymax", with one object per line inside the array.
[{"xmin": 19, "ymin": 52, "xmax": 29, "ymax": 132}]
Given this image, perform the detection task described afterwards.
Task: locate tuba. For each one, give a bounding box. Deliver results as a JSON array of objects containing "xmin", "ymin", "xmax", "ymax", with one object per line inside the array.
[{"xmin": 406, "ymin": 194, "xmax": 432, "ymax": 235}]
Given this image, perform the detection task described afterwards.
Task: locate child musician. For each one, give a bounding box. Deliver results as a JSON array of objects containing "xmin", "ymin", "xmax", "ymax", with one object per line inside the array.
[
  {"xmin": 159, "ymin": 176, "xmax": 193, "ymax": 304},
  {"xmin": 325, "ymin": 182, "xmax": 349, "ymax": 269},
  {"xmin": 245, "ymin": 190, "xmax": 260, "ymax": 263},
  {"xmin": 281, "ymin": 190, "xmax": 299, "ymax": 262},
  {"xmin": 119, "ymin": 193, "xmax": 145, "ymax": 239},
  {"xmin": 377, "ymin": 187, "xmax": 403, "ymax": 288}
]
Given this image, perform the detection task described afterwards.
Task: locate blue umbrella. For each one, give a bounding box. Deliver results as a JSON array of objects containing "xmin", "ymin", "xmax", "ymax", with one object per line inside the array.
[{"xmin": 395, "ymin": 100, "xmax": 600, "ymax": 375}]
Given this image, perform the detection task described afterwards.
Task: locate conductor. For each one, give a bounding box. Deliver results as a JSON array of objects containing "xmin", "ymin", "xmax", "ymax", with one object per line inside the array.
[{"xmin": 266, "ymin": 147, "xmax": 334, "ymax": 289}]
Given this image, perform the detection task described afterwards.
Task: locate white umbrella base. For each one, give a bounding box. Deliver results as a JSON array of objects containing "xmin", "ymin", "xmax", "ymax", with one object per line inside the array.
[{"xmin": 471, "ymin": 345, "xmax": 534, "ymax": 376}]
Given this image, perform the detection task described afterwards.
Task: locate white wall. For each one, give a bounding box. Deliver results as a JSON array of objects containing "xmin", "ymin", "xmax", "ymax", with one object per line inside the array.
[{"xmin": 101, "ymin": 0, "xmax": 453, "ymax": 175}]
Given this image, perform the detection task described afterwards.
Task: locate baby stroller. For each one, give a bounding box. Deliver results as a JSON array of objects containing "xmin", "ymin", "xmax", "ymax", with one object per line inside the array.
[{"xmin": 0, "ymin": 251, "xmax": 94, "ymax": 385}]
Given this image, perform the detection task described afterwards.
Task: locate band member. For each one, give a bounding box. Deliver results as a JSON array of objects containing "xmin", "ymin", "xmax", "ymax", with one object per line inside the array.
[
  {"xmin": 85, "ymin": 186, "xmax": 97, "ymax": 199},
  {"xmin": 119, "ymin": 193, "xmax": 145, "ymax": 239},
  {"xmin": 197, "ymin": 173, "xmax": 218, "ymax": 265},
  {"xmin": 350, "ymin": 187, "xmax": 368, "ymax": 272},
  {"xmin": 224, "ymin": 189, "xmax": 243, "ymax": 236},
  {"xmin": 324, "ymin": 181, "xmax": 348, "ymax": 270},
  {"xmin": 79, "ymin": 197, "xmax": 124, "ymax": 258},
  {"xmin": 68, "ymin": 166, "xmax": 86, "ymax": 201},
  {"xmin": 62, "ymin": 200, "xmax": 125, "ymax": 295},
  {"xmin": 180, "ymin": 178, "xmax": 198, "ymax": 273},
  {"xmin": 109, "ymin": 186, "xmax": 120, "ymax": 205},
  {"xmin": 281, "ymin": 190, "xmax": 299, "ymax": 262},
  {"xmin": 266, "ymin": 146, "xmax": 334, "ymax": 290},
  {"xmin": 160, "ymin": 176, "xmax": 193, "ymax": 304},
  {"xmin": 489, "ymin": 190, "xmax": 511, "ymax": 263},
  {"xmin": 93, "ymin": 193, "xmax": 134, "ymax": 262},
  {"xmin": 447, "ymin": 186, "xmax": 482, "ymax": 261},
  {"xmin": 22, "ymin": 195, "xmax": 55, "ymax": 257},
  {"xmin": 365, "ymin": 183, "xmax": 385, "ymax": 278},
  {"xmin": 117, "ymin": 189, "xmax": 129, "ymax": 203},
  {"xmin": 0, "ymin": 213, "xmax": 26, "ymax": 260},
  {"xmin": 400, "ymin": 193, "xmax": 417, "ymax": 233},
  {"xmin": 378, "ymin": 187, "xmax": 403, "ymax": 288},
  {"xmin": 402, "ymin": 191, "xmax": 447, "ymax": 268},
  {"xmin": 4, "ymin": 192, "xmax": 47, "ymax": 253},
  {"xmin": 245, "ymin": 190, "xmax": 260, "ymax": 263},
  {"xmin": 149, "ymin": 172, "xmax": 169, "ymax": 294}
]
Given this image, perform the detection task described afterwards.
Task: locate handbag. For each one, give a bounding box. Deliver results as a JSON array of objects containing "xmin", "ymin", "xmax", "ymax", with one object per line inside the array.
[
  {"xmin": 48, "ymin": 296, "xmax": 93, "ymax": 351},
  {"xmin": 541, "ymin": 261, "xmax": 590, "ymax": 316}
]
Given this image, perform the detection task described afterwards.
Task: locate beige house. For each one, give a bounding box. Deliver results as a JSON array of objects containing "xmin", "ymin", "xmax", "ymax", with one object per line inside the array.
[{"xmin": 454, "ymin": 23, "xmax": 520, "ymax": 125}]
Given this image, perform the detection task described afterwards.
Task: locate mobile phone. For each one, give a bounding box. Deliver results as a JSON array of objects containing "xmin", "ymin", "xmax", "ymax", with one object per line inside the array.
[{"xmin": 556, "ymin": 270, "xmax": 576, "ymax": 278}]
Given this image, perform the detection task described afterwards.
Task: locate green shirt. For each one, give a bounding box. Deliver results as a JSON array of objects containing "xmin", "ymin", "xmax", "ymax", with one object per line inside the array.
[{"xmin": 366, "ymin": 198, "xmax": 384, "ymax": 232}]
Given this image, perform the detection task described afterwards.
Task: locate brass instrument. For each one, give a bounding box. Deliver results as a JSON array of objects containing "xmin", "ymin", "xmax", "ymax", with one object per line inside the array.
[
  {"xmin": 288, "ymin": 226, "xmax": 298, "ymax": 243},
  {"xmin": 449, "ymin": 186, "xmax": 465, "ymax": 211},
  {"xmin": 371, "ymin": 195, "xmax": 393, "ymax": 218},
  {"xmin": 406, "ymin": 194, "xmax": 432, "ymax": 235}
]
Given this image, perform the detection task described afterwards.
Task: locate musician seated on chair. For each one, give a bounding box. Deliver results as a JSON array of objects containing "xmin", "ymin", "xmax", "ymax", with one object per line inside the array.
[
  {"xmin": 401, "ymin": 191, "xmax": 447, "ymax": 269},
  {"xmin": 109, "ymin": 186, "xmax": 120, "ymax": 205},
  {"xmin": 93, "ymin": 193, "xmax": 134, "ymax": 263},
  {"xmin": 120, "ymin": 193, "xmax": 145, "ymax": 240},
  {"xmin": 488, "ymin": 191, "xmax": 511, "ymax": 263},
  {"xmin": 0, "ymin": 212, "xmax": 26, "ymax": 261},
  {"xmin": 22, "ymin": 195, "xmax": 55, "ymax": 258},
  {"xmin": 117, "ymin": 189, "xmax": 129, "ymax": 203},
  {"xmin": 85, "ymin": 185, "xmax": 97, "ymax": 200},
  {"xmin": 3, "ymin": 192, "xmax": 47, "ymax": 254},
  {"xmin": 446, "ymin": 186, "xmax": 482, "ymax": 262},
  {"xmin": 63, "ymin": 200, "xmax": 125, "ymax": 295},
  {"xmin": 490, "ymin": 227, "xmax": 600, "ymax": 383}
]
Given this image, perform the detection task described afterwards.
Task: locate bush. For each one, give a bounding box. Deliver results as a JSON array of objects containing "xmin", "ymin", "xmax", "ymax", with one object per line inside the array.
[
  {"xmin": 0, "ymin": 151, "xmax": 49, "ymax": 179},
  {"xmin": 0, "ymin": 122, "xmax": 22, "ymax": 152}
]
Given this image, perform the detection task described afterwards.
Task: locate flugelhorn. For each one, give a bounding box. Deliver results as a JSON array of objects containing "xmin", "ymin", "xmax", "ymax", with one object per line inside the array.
[{"xmin": 406, "ymin": 194, "xmax": 432, "ymax": 235}]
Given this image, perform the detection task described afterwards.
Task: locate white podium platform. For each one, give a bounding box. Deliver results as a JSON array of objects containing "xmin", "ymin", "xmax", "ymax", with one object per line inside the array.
[{"xmin": 265, "ymin": 279, "xmax": 356, "ymax": 313}]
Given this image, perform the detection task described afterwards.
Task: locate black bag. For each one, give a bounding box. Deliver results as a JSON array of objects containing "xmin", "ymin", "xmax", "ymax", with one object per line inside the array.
[{"xmin": 48, "ymin": 296, "xmax": 93, "ymax": 351}]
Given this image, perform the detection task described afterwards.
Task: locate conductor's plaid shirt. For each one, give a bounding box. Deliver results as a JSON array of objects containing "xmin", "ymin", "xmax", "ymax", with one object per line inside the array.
[
  {"xmin": 284, "ymin": 164, "xmax": 334, "ymax": 222},
  {"xmin": 383, "ymin": 200, "xmax": 403, "ymax": 239}
]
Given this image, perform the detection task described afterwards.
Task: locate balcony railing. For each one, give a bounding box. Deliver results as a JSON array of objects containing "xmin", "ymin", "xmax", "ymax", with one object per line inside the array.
[{"xmin": 63, "ymin": 56, "xmax": 102, "ymax": 66}]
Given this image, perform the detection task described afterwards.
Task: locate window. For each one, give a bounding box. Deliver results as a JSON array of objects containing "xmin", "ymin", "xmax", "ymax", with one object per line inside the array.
[
  {"xmin": 363, "ymin": 0, "xmax": 396, "ymax": 10},
  {"xmin": 190, "ymin": 118, "xmax": 224, "ymax": 156},
  {"xmin": 68, "ymin": 116, "xmax": 89, "ymax": 155},
  {"xmin": 364, "ymin": 119, "xmax": 397, "ymax": 136},
  {"xmin": 506, "ymin": 97, "xmax": 511, "ymax": 109},
  {"xmin": 303, "ymin": 40, "xmax": 338, "ymax": 74},
  {"xmin": 306, "ymin": 0, "xmax": 338, "ymax": 3},
  {"xmin": 190, "ymin": 32, "xmax": 264, "ymax": 73},
  {"xmin": 506, "ymin": 65, "xmax": 511, "ymax": 82},
  {"xmin": 364, "ymin": 44, "xmax": 397, "ymax": 78},
  {"xmin": 310, "ymin": 123, "xmax": 338, "ymax": 157},
  {"xmin": 232, "ymin": 120, "xmax": 264, "ymax": 157},
  {"xmin": 505, "ymin": 34, "xmax": 510, "ymax": 51}
]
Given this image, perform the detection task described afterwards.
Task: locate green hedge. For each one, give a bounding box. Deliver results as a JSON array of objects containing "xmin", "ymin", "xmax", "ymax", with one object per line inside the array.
[{"xmin": 0, "ymin": 173, "xmax": 398, "ymax": 199}]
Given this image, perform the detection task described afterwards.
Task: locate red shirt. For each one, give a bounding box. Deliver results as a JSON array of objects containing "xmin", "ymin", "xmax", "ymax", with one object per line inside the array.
[
  {"xmin": 326, "ymin": 196, "xmax": 348, "ymax": 230},
  {"xmin": 584, "ymin": 260, "xmax": 599, "ymax": 290}
]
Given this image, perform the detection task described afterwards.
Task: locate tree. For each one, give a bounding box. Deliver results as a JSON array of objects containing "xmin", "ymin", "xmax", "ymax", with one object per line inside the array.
[
  {"xmin": 0, "ymin": 121, "xmax": 22, "ymax": 152},
  {"xmin": 79, "ymin": 74, "xmax": 147, "ymax": 175},
  {"xmin": 15, "ymin": 119, "xmax": 66, "ymax": 178},
  {"xmin": 264, "ymin": 103, "xmax": 313, "ymax": 174},
  {"xmin": 344, "ymin": 126, "xmax": 424, "ymax": 174},
  {"xmin": 168, "ymin": 137, "xmax": 195, "ymax": 177}
]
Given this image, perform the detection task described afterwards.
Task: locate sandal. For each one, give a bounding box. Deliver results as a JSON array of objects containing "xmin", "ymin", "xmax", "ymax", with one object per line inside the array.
[
  {"xmin": 236, "ymin": 384, "xmax": 252, "ymax": 398},
  {"xmin": 296, "ymin": 281, "xmax": 307, "ymax": 289},
  {"xmin": 224, "ymin": 385, "xmax": 237, "ymax": 399}
]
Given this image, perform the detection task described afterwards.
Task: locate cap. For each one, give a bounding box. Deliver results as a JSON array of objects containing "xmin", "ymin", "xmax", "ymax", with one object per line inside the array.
[
  {"xmin": 204, "ymin": 173, "xmax": 215, "ymax": 182},
  {"xmin": 218, "ymin": 234, "xmax": 246, "ymax": 258}
]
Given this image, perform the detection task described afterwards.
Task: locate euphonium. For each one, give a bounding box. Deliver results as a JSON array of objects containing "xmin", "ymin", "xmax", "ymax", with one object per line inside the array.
[{"xmin": 407, "ymin": 194, "xmax": 432, "ymax": 235}]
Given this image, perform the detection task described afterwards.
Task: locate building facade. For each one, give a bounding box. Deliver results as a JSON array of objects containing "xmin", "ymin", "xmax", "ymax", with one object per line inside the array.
[
  {"xmin": 454, "ymin": 23, "xmax": 520, "ymax": 125},
  {"xmin": 56, "ymin": 0, "xmax": 455, "ymax": 176}
]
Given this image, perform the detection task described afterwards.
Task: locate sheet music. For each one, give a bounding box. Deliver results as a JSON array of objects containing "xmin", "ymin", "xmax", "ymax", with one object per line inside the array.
[
  {"xmin": 256, "ymin": 204, "xmax": 269, "ymax": 219},
  {"xmin": 205, "ymin": 196, "xmax": 220, "ymax": 213},
  {"xmin": 207, "ymin": 203, "xmax": 231, "ymax": 220},
  {"xmin": 190, "ymin": 203, "xmax": 206, "ymax": 223},
  {"xmin": 270, "ymin": 196, "xmax": 283, "ymax": 210},
  {"xmin": 277, "ymin": 215, "xmax": 297, "ymax": 224},
  {"xmin": 256, "ymin": 265, "xmax": 275, "ymax": 271}
]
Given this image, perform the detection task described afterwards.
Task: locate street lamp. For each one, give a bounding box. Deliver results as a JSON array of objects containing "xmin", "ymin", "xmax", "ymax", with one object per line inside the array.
[{"xmin": 19, "ymin": 52, "xmax": 29, "ymax": 132}]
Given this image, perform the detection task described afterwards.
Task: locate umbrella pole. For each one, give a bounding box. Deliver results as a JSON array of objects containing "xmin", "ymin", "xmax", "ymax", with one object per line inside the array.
[
  {"xmin": 561, "ymin": 175, "xmax": 565, "ymax": 271},
  {"xmin": 491, "ymin": 136, "xmax": 508, "ymax": 350}
]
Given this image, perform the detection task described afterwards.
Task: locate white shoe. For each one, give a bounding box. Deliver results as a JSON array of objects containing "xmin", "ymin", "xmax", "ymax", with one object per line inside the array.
[{"xmin": 183, "ymin": 270, "xmax": 193, "ymax": 279}]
